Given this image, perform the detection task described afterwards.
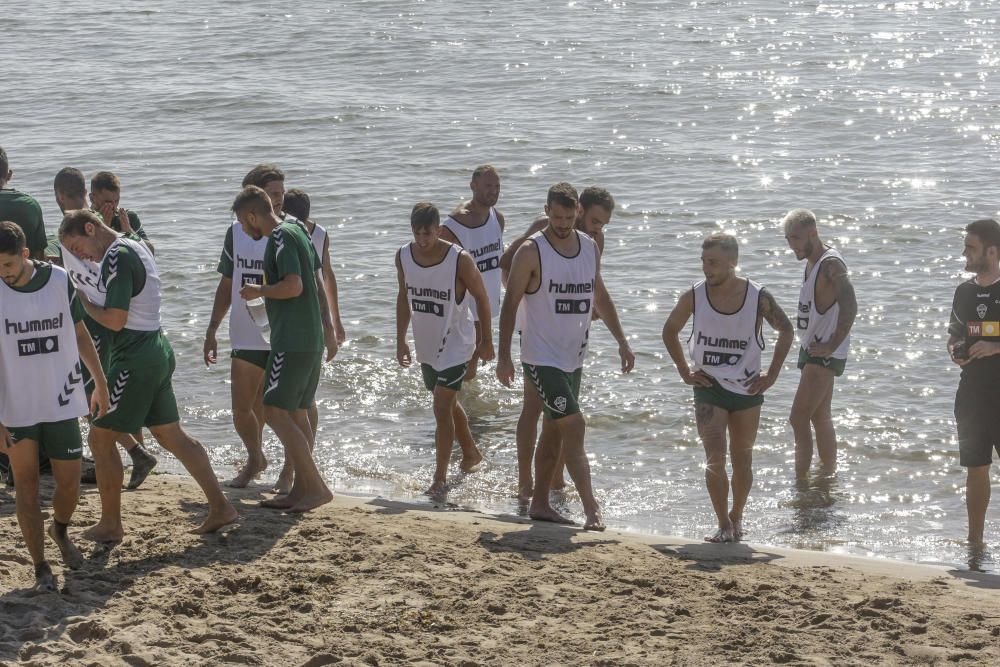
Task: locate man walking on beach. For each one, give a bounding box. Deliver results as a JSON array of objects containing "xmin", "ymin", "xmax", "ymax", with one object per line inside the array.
[
  {"xmin": 497, "ymin": 182, "xmax": 634, "ymax": 531},
  {"xmin": 783, "ymin": 209, "xmax": 857, "ymax": 480},
  {"xmin": 0, "ymin": 221, "xmax": 110, "ymax": 592},
  {"xmin": 396, "ymin": 202, "xmax": 493, "ymax": 498},
  {"xmin": 232, "ymin": 185, "xmax": 338, "ymax": 513},
  {"xmin": 54, "ymin": 168, "xmax": 158, "ymax": 489},
  {"xmin": 0, "ymin": 147, "xmax": 47, "ymax": 260},
  {"xmin": 499, "ymin": 186, "xmax": 615, "ymax": 499},
  {"xmin": 60, "ymin": 210, "xmax": 237, "ymax": 540},
  {"xmin": 948, "ymin": 218, "xmax": 1000, "ymax": 548},
  {"xmin": 663, "ymin": 233, "xmax": 793, "ymax": 542},
  {"xmin": 440, "ymin": 165, "xmax": 504, "ymax": 381}
]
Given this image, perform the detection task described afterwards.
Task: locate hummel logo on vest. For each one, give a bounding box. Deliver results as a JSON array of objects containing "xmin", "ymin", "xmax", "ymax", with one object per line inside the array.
[{"xmin": 58, "ymin": 362, "xmax": 84, "ymax": 407}]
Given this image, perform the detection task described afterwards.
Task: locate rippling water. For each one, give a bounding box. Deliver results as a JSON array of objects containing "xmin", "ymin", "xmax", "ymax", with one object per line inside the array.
[{"xmin": 5, "ymin": 0, "xmax": 1000, "ymax": 570}]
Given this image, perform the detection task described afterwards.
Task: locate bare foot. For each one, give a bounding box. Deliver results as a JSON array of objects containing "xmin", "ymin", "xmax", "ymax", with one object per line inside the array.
[
  {"xmin": 528, "ymin": 504, "xmax": 576, "ymax": 525},
  {"xmin": 425, "ymin": 480, "xmax": 447, "ymax": 501},
  {"xmin": 190, "ymin": 504, "xmax": 239, "ymax": 534},
  {"xmin": 32, "ymin": 562, "xmax": 57, "ymax": 594},
  {"xmin": 260, "ymin": 496, "xmax": 297, "ymax": 510},
  {"xmin": 729, "ymin": 513, "xmax": 744, "ymax": 541},
  {"xmin": 226, "ymin": 457, "xmax": 267, "ymax": 489},
  {"xmin": 81, "ymin": 522, "xmax": 124, "ymax": 544},
  {"xmin": 583, "ymin": 511, "xmax": 606, "ymax": 532},
  {"xmin": 704, "ymin": 526, "xmax": 735, "ymax": 543},
  {"xmin": 271, "ymin": 465, "xmax": 293, "ymax": 495},
  {"xmin": 47, "ymin": 523, "xmax": 83, "ymax": 569},
  {"xmin": 460, "ymin": 449, "xmax": 483, "ymax": 473},
  {"xmin": 287, "ymin": 489, "xmax": 334, "ymax": 514},
  {"xmin": 125, "ymin": 447, "xmax": 158, "ymax": 490},
  {"xmin": 516, "ymin": 482, "xmax": 534, "ymax": 501}
]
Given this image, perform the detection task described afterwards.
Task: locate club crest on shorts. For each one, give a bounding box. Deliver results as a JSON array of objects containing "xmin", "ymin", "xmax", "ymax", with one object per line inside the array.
[
  {"xmin": 977, "ymin": 303, "xmax": 988, "ymax": 319},
  {"xmin": 554, "ymin": 396, "xmax": 568, "ymax": 413}
]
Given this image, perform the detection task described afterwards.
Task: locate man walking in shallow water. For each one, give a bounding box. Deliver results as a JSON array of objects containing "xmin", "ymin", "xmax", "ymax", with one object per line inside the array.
[
  {"xmin": 497, "ymin": 182, "xmax": 634, "ymax": 531},
  {"xmin": 784, "ymin": 209, "xmax": 857, "ymax": 481},
  {"xmin": 663, "ymin": 233, "xmax": 793, "ymax": 542}
]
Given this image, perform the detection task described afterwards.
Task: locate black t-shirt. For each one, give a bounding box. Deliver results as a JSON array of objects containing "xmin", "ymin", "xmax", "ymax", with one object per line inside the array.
[{"xmin": 949, "ymin": 277, "xmax": 1000, "ymax": 385}]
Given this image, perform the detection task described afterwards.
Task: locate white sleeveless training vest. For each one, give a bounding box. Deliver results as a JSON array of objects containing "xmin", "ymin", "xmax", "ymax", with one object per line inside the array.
[
  {"xmin": 689, "ymin": 278, "xmax": 765, "ymax": 396},
  {"xmin": 797, "ymin": 247, "xmax": 850, "ymax": 359},
  {"xmin": 399, "ymin": 242, "xmax": 475, "ymax": 371},
  {"xmin": 310, "ymin": 223, "xmax": 327, "ymax": 264},
  {"xmin": 61, "ymin": 243, "xmax": 105, "ymax": 306},
  {"xmin": 229, "ymin": 221, "xmax": 270, "ymax": 350},
  {"xmin": 0, "ymin": 265, "xmax": 89, "ymax": 426},
  {"xmin": 442, "ymin": 208, "xmax": 503, "ymax": 321},
  {"xmin": 518, "ymin": 230, "xmax": 597, "ymax": 373},
  {"xmin": 101, "ymin": 236, "xmax": 161, "ymax": 331}
]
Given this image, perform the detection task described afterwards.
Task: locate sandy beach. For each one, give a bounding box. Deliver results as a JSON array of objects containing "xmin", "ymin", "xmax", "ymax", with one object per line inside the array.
[{"xmin": 1, "ymin": 474, "xmax": 997, "ymax": 666}]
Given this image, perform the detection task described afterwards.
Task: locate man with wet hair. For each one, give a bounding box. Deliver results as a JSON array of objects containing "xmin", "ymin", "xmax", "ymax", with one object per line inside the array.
[
  {"xmin": 60, "ymin": 210, "xmax": 237, "ymax": 540},
  {"xmin": 396, "ymin": 202, "xmax": 493, "ymax": 497},
  {"xmin": 0, "ymin": 147, "xmax": 47, "ymax": 260},
  {"xmin": 948, "ymin": 218, "xmax": 1000, "ymax": 547},
  {"xmin": 440, "ymin": 165, "xmax": 505, "ymax": 381},
  {"xmin": 663, "ymin": 233, "xmax": 794, "ymax": 542},
  {"xmin": 0, "ymin": 221, "xmax": 109, "ymax": 592},
  {"xmin": 498, "ymin": 182, "xmax": 634, "ymax": 531},
  {"xmin": 53, "ymin": 167, "xmax": 158, "ymax": 489},
  {"xmin": 499, "ymin": 185, "xmax": 615, "ymax": 499},
  {"xmin": 231, "ymin": 185, "xmax": 338, "ymax": 513},
  {"xmin": 783, "ymin": 208, "xmax": 857, "ymax": 480},
  {"xmin": 283, "ymin": 188, "xmax": 346, "ymax": 344}
]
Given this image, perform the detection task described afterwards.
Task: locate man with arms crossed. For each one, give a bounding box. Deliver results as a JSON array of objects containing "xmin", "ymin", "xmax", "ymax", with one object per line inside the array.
[
  {"xmin": 497, "ymin": 183, "xmax": 634, "ymax": 531},
  {"xmin": 60, "ymin": 210, "xmax": 237, "ymax": 540},
  {"xmin": 663, "ymin": 233, "xmax": 794, "ymax": 542},
  {"xmin": 440, "ymin": 165, "xmax": 504, "ymax": 381},
  {"xmin": 232, "ymin": 186, "xmax": 338, "ymax": 513},
  {"xmin": 0, "ymin": 221, "xmax": 110, "ymax": 592},
  {"xmin": 499, "ymin": 186, "xmax": 615, "ymax": 499},
  {"xmin": 396, "ymin": 203, "xmax": 493, "ymax": 497},
  {"xmin": 948, "ymin": 219, "xmax": 1000, "ymax": 547},
  {"xmin": 783, "ymin": 209, "xmax": 857, "ymax": 480},
  {"xmin": 54, "ymin": 168, "xmax": 157, "ymax": 489}
]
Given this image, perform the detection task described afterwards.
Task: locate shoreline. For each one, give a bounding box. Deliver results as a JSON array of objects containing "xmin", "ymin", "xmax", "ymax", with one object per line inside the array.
[{"xmin": 2, "ymin": 474, "xmax": 998, "ymax": 665}]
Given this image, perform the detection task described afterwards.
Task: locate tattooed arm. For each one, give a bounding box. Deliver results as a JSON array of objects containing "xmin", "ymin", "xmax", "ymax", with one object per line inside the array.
[
  {"xmin": 808, "ymin": 259, "xmax": 857, "ymax": 358},
  {"xmin": 747, "ymin": 288, "xmax": 795, "ymax": 395}
]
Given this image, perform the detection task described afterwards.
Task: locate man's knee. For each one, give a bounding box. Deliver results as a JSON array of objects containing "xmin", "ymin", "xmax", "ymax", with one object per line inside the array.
[{"xmin": 788, "ymin": 407, "xmax": 813, "ymax": 431}]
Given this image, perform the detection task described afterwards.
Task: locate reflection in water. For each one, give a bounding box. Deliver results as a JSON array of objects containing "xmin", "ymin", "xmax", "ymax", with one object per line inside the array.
[
  {"xmin": 965, "ymin": 545, "xmax": 995, "ymax": 574},
  {"xmin": 781, "ymin": 472, "xmax": 847, "ymax": 538}
]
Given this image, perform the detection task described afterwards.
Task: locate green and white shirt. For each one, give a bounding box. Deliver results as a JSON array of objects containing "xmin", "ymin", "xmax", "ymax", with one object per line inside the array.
[
  {"xmin": 99, "ymin": 236, "xmax": 168, "ymax": 365},
  {"xmin": 264, "ymin": 221, "xmax": 322, "ymax": 352}
]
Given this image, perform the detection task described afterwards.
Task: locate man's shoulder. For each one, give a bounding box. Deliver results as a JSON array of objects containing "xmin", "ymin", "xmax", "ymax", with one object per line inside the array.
[{"xmin": 0, "ymin": 188, "xmax": 42, "ymax": 214}]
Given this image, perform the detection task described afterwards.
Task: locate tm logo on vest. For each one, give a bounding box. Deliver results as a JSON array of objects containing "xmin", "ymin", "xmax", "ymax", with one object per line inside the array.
[
  {"xmin": 412, "ymin": 300, "xmax": 445, "ymax": 317},
  {"xmin": 797, "ymin": 301, "xmax": 810, "ymax": 330},
  {"xmin": 5, "ymin": 314, "xmax": 63, "ymax": 357},
  {"xmin": 241, "ymin": 273, "xmax": 263, "ymax": 287}
]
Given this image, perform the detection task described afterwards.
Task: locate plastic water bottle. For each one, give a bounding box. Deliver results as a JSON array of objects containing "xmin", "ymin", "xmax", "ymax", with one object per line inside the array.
[{"xmin": 246, "ymin": 297, "xmax": 270, "ymax": 333}]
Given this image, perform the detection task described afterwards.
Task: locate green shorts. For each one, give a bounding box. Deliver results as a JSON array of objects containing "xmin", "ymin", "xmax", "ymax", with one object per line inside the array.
[
  {"xmin": 797, "ymin": 348, "xmax": 846, "ymax": 377},
  {"xmin": 523, "ymin": 363, "xmax": 583, "ymax": 421},
  {"xmin": 693, "ymin": 379, "xmax": 763, "ymax": 413},
  {"xmin": 94, "ymin": 346, "xmax": 180, "ymax": 434},
  {"xmin": 263, "ymin": 350, "xmax": 322, "ymax": 411},
  {"xmin": 420, "ymin": 362, "xmax": 468, "ymax": 393},
  {"xmin": 232, "ymin": 348, "xmax": 270, "ymax": 370},
  {"xmin": 8, "ymin": 418, "xmax": 83, "ymax": 460}
]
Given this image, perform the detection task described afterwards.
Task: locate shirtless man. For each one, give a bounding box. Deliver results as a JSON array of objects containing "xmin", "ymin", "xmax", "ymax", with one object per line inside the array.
[
  {"xmin": 499, "ymin": 186, "xmax": 615, "ymax": 499},
  {"xmin": 54, "ymin": 167, "xmax": 157, "ymax": 489},
  {"xmin": 498, "ymin": 183, "xmax": 634, "ymax": 530},
  {"xmin": 0, "ymin": 221, "xmax": 109, "ymax": 592},
  {"xmin": 783, "ymin": 209, "xmax": 857, "ymax": 480},
  {"xmin": 60, "ymin": 210, "xmax": 237, "ymax": 540},
  {"xmin": 396, "ymin": 203, "xmax": 493, "ymax": 497},
  {"xmin": 663, "ymin": 233, "xmax": 794, "ymax": 542},
  {"xmin": 440, "ymin": 165, "xmax": 504, "ymax": 381}
]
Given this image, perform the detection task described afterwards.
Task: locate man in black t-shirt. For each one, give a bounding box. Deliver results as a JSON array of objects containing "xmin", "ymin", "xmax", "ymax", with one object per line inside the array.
[{"xmin": 948, "ymin": 218, "xmax": 1000, "ymax": 547}]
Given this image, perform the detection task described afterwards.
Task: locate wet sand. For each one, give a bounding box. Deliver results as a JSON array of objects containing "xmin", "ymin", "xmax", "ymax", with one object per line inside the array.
[{"xmin": 1, "ymin": 474, "xmax": 997, "ymax": 666}]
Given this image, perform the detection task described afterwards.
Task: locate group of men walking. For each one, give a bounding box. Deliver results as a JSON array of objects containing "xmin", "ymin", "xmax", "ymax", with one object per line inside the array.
[{"xmin": 0, "ymin": 146, "xmax": 996, "ymax": 594}]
